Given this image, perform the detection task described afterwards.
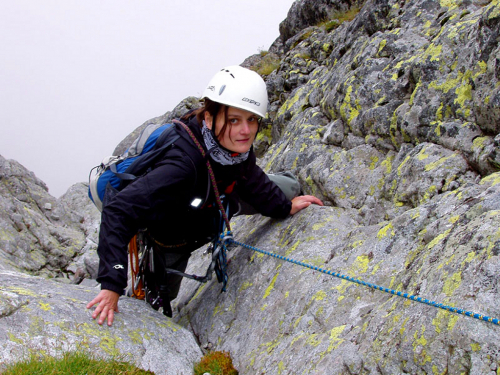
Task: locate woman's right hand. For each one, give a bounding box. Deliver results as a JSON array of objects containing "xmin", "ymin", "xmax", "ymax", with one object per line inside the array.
[
  {"xmin": 290, "ymin": 195, "xmax": 324, "ymax": 215},
  {"xmin": 87, "ymin": 289, "xmax": 120, "ymax": 326}
]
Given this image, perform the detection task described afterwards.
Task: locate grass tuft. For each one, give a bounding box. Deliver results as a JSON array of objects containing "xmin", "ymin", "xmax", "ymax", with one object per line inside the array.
[
  {"xmin": 193, "ymin": 351, "xmax": 238, "ymax": 375},
  {"xmin": 318, "ymin": 7, "xmax": 362, "ymax": 32},
  {"xmin": 251, "ymin": 51, "xmax": 281, "ymax": 76},
  {"xmin": 1, "ymin": 350, "xmax": 153, "ymax": 375}
]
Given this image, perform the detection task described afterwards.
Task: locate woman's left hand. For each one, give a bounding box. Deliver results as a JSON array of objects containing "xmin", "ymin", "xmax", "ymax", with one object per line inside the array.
[{"xmin": 290, "ymin": 195, "xmax": 324, "ymax": 215}]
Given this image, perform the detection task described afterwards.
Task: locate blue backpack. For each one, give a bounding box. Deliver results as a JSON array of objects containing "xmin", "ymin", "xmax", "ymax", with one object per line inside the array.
[{"xmin": 88, "ymin": 122, "xmax": 180, "ymax": 211}]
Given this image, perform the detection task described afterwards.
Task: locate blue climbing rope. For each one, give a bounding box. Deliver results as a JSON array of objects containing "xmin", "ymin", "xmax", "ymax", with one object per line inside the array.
[{"xmin": 226, "ymin": 235, "xmax": 499, "ymax": 327}]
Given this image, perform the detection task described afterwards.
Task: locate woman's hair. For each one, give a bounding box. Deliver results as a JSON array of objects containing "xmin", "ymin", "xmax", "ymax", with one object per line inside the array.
[
  {"xmin": 184, "ymin": 99, "xmax": 230, "ymax": 140},
  {"xmin": 182, "ymin": 98, "xmax": 261, "ymax": 142}
]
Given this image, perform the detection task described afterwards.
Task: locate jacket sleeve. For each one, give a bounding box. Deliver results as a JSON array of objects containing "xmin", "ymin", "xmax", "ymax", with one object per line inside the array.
[
  {"xmin": 235, "ymin": 152, "xmax": 292, "ymax": 219},
  {"xmin": 96, "ymin": 152, "xmax": 197, "ymax": 294}
]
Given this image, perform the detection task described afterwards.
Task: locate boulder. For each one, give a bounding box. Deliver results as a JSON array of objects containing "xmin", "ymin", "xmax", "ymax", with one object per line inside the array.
[{"xmin": 0, "ymin": 270, "xmax": 202, "ymax": 374}]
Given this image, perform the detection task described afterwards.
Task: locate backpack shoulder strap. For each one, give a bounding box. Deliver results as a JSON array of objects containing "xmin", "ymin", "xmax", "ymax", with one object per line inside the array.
[
  {"xmin": 172, "ymin": 120, "xmax": 231, "ymax": 232},
  {"xmin": 117, "ymin": 125, "xmax": 181, "ymax": 183}
]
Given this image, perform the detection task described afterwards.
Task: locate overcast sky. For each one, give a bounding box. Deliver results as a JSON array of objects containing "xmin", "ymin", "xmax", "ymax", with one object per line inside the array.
[{"xmin": 0, "ymin": 0, "xmax": 296, "ymax": 197}]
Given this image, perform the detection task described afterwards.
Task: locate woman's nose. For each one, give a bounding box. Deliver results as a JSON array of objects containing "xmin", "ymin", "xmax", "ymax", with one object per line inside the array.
[{"xmin": 240, "ymin": 121, "xmax": 251, "ymax": 134}]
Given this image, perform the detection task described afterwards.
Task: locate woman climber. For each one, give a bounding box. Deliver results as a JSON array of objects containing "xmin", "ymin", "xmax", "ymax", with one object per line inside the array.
[{"xmin": 87, "ymin": 65, "xmax": 323, "ymax": 326}]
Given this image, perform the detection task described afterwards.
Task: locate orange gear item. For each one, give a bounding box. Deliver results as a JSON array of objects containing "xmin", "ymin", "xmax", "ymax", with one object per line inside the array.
[{"xmin": 129, "ymin": 234, "xmax": 145, "ymax": 300}]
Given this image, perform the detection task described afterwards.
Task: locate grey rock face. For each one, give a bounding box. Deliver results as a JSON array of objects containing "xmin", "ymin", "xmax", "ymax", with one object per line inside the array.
[
  {"xmin": 176, "ymin": 174, "xmax": 500, "ymax": 374},
  {"xmin": 112, "ymin": 97, "xmax": 201, "ymax": 156},
  {"xmin": 172, "ymin": 0, "xmax": 500, "ymax": 373},
  {"xmin": 0, "ymin": 271, "xmax": 202, "ymax": 374},
  {"xmin": 0, "ymin": 156, "xmax": 97, "ymax": 279},
  {"xmin": 279, "ymin": 0, "xmax": 362, "ymax": 47},
  {"xmin": 2, "ymin": 0, "xmax": 500, "ymax": 373}
]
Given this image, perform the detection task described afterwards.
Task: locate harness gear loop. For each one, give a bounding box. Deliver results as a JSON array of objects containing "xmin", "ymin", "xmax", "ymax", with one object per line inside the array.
[
  {"xmin": 128, "ymin": 234, "xmax": 145, "ymax": 300},
  {"xmin": 152, "ymin": 237, "xmax": 187, "ymax": 248}
]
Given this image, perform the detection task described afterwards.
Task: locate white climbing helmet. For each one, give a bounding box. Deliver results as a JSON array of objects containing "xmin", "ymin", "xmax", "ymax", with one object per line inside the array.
[{"xmin": 202, "ymin": 65, "xmax": 268, "ymax": 118}]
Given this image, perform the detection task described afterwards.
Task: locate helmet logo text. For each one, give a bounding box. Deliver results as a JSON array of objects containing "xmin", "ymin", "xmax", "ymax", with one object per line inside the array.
[{"xmin": 242, "ymin": 98, "xmax": 260, "ymax": 106}]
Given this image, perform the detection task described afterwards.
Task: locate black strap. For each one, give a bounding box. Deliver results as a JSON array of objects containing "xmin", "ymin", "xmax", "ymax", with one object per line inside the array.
[
  {"xmin": 109, "ymin": 163, "xmax": 136, "ymax": 181},
  {"xmin": 110, "ymin": 131, "xmax": 181, "ymax": 182}
]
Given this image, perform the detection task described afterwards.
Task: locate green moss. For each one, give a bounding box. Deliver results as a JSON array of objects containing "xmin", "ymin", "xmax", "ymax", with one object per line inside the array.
[
  {"xmin": 306, "ymin": 176, "xmax": 314, "ymax": 187},
  {"xmin": 428, "ymin": 229, "xmax": 452, "ymax": 249},
  {"xmin": 369, "ymin": 156, "xmax": 379, "ymax": 170},
  {"xmin": 442, "ymin": 271, "xmax": 462, "ymax": 296},
  {"xmin": 277, "ymin": 87, "xmax": 307, "ymax": 118},
  {"xmin": 189, "ymin": 283, "xmax": 207, "ymax": 303},
  {"xmin": 255, "ymin": 126, "xmax": 271, "ymax": 143},
  {"xmin": 320, "ymin": 325, "xmax": 346, "ymax": 357},
  {"xmin": 377, "ymin": 223, "xmax": 395, "ymax": 239},
  {"xmin": 278, "ymin": 361, "xmax": 285, "ymax": 374},
  {"xmin": 487, "ymin": 0, "xmax": 500, "ymax": 19},
  {"xmin": 470, "ymin": 342, "xmax": 481, "ymax": 352},
  {"xmin": 264, "ymin": 143, "xmax": 286, "ymax": 171},
  {"xmin": 251, "ymin": 54, "xmax": 281, "ymax": 76},
  {"xmin": 318, "ymin": 7, "xmax": 361, "ymax": 31},
  {"xmin": 472, "ymin": 136, "xmax": 489, "ymax": 150},
  {"xmin": 306, "ymin": 334, "xmax": 322, "ymax": 347},
  {"xmin": 409, "ymin": 82, "xmax": 422, "ymax": 106},
  {"xmin": 480, "ymin": 172, "xmax": 500, "ymax": 187},
  {"xmin": 3, "ymin": 351, "xmax": 153, "ymax": 375},
  {"xmin": 429, "ymin": 76, "xmax": 461, "ymax": 94},
  {"xmin": 413, "ymin": 325, "xmax": 427, "ymax": 348},
  {"xmin": 194, "ymin": 351, "xmax": 238, "ymax": 375},
  {"xmin": 381, "ymin": 154, "xmax": 394, "ymax": 174},
  {"xmin": 99, "ymin": 335, "xmax": 122, "ymax": 357},
  {"xmin": 340, "ymin": 85, "xmax": 361, "ymax": 125},
  {"xmin": 397, "ymin": 155, "xmax": 411, "ymax": 176},
  {"xmin": 263, "ymin": 272, "xmax": 280, "ymax": 299},
  {"xmin": 7, "ymin": 286, "xmax": 40, "ymax": 298},
  {"xmin": 128, "ymin": 330, "xmax": 143, "ymax": 346},
  {"xmin": 239, "ymin": 281, "xmax": 253, "ymax": 292},
  {"xmin": 454, "ymin": 82, "xmax": 472, "ymax": 107},
  {"xmin": 346, "ymin": 255, "xmax": 371, "ymax": 276},
  {"xmin": 378, "ymin": 39, "xmax": 387, "ymax": 55},
  {"xmin": 285, "ymin": 240, "xmax": 300, "ymax": 256},
  {"xmin": 423, "ymin": 43, "xmax": 443, "ymax": 62},
  {"xmin": 38, "ymin": 302, "xmax": 51, "ymax": 311}
]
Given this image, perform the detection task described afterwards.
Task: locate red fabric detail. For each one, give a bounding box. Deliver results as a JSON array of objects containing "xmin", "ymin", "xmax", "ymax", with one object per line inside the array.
[{"xmin": 225, "ymin": 181, "xmax": 236, "ymax": 194}]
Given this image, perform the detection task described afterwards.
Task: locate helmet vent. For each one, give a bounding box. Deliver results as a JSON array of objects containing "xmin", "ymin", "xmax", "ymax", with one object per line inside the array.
[{"xmin": 219, "ymin": 85, "xmax": 226, "ymax": 96}]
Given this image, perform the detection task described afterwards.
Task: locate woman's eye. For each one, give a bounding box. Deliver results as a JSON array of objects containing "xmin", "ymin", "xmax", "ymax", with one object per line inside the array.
[
  {"xmin": 229, "ymin": 118, "xmax": 239, "ymax": 124},
  {"xmin": 248, "ymin": 117, "xmax": 257, "ymax": 123}
]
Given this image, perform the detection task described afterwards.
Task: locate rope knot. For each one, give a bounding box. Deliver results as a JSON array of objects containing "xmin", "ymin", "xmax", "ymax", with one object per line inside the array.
[{"xmin": 220, "ymin": 231, "xmax": 234, "ymax": 249}]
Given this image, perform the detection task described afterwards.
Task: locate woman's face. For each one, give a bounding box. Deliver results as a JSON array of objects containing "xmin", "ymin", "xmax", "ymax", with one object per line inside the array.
[{"xmin": 205, "ymin": 106, "xmax": 259, "ymax": 154}]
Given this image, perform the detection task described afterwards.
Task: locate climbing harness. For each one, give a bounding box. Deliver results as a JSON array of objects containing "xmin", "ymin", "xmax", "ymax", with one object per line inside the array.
[
  {"xmin": 228, "ymin": 237, "xmax": 500, "ymax": 327},
  {"xmin": 129, "ymin": 201, "xmax": 233, "ymax": 315},
  {"xmin": 160, "ymin": 229, "xmax": 233, "ymax": 290},
  {"xmin": 126, "ymin": 119, "xmax": 236, "ymax": 317}
]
